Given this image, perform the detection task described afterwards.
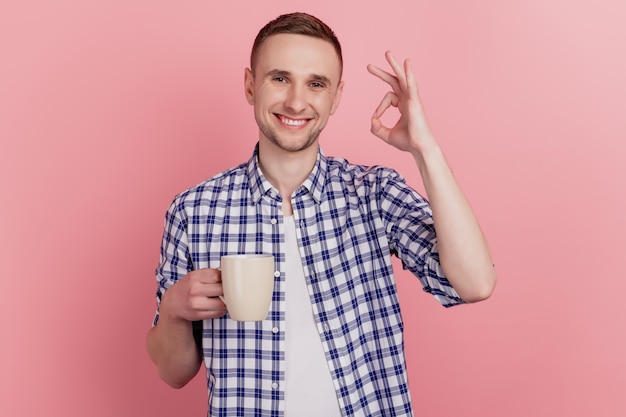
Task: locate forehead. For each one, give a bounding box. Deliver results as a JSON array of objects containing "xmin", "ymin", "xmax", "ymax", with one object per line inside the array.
[{"xmin": 254, "ymin": 34, "xmax": 341, "ymax": 82}]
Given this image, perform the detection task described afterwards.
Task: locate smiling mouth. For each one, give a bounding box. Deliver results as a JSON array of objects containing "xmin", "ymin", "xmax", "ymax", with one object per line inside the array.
[{"xmin": 277, "ymin": 114, "xmax": 309, "ymax": 127}]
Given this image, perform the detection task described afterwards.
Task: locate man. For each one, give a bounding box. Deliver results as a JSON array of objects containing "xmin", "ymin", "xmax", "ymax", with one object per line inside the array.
[{"xmin": 147, "ymin": 12, "xmax": 496, "ymax": 417}]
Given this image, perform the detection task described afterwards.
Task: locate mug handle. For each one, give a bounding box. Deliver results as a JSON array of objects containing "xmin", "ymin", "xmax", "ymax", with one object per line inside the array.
[{"xmin": 216, "ymin": 266, "xmax": 226, "ymax": 304}]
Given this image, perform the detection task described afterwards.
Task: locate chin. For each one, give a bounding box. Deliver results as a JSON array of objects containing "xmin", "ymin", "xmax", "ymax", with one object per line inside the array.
[{"xmin": 267, "ymin": 134, "xmax": 320, "ymax": 153}]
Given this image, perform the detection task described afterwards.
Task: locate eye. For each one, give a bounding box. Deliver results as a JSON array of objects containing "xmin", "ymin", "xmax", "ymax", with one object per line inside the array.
[
  {"xmin": 273, "ymin": 76, "xmax": 287, "ymax": 83},
  {"xmin": 310, "ymin": 81, "xmax": 325, "ymax": 88}
]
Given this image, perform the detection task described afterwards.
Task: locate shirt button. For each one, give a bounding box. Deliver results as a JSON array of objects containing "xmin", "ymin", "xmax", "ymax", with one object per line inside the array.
[
  {"xmin": 274, "ymin": 271, "xmax": 280, "ymax": 277},
  {"xmin": 324, "ymin": 325, "xmax": 330, "ymax": 333},
  {"xmin": 272, "ymin": 327, "xmax": 279, "ymax": 334},
  {"xmin": 270, "ymin": 218, "xmax": 277, "ymax": 225},
  {"xmin": 271, "ymin": 382, "xmax": 279, "ymax": 390}
]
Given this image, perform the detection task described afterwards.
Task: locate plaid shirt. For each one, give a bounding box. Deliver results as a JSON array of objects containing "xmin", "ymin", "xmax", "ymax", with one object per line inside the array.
[{"xmin": 155, "ymin": 146, "xmax": 463, "ymax": 416}]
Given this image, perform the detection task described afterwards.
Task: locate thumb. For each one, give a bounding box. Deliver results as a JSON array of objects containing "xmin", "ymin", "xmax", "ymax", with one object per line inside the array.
[{"xmin": 371, "ymin": 116, "xmax": 391, "ymax": 142}]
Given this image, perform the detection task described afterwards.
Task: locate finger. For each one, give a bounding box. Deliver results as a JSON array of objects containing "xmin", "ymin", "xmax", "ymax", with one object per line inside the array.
[
  {"xmin": 202, "ymin": 309, "xmax": 227, "ymax": 320},
  {"xmin": 189, "ymin": 295, "xmax": 227, "ymax": 316},
  {"xmin": 371, "ymin": 91, "xmax": 398, "ymax": 141},
  {"xmin": 195, "ymin": 294, "xmax": 226, "ymax": 309},
  {"xmin": 371, "ymin": 117, "xmax": 390, "ymax": 143},
  {"xmin": 189, "ymin": 268, "xmax": 222, "ymax": 284},
  {"xmin": 206, "ymin": 296, "xmax": 226, "ymax": 310},
  {"xmin": 202, "ymin": 296, "xmax": 227, "ymax": 320},
  {"xmin": 367, "ymin": 64, "xmax": 401, "ymax": 93},
  {"xmin": 404, "ymin": 59, "xmax": 421, "ymax": 102},
  {"xmin": 190, "ymin": 281, "xmax": 224, "ymax": 298},
  {"xmin": 372, "ymin": 91, "xmax": 398, "ymax": 119},
  {"xmin": 385, "ymin": 51, "xmax": 408, "ymax": 92}
]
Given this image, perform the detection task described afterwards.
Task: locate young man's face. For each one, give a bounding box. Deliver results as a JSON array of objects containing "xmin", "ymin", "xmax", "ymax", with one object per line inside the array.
[{"xmin": 245, "ymin": 34, "xmax": 344, "ymax": 153}]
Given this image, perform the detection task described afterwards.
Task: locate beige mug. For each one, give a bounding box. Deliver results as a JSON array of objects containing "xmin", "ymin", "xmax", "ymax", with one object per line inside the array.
[{"xmin": 219, "ymin": 254, "xmax": 275, "ymax": 321}]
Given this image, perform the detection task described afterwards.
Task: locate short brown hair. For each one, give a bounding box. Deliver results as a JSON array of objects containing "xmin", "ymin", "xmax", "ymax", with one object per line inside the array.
[{"xmin": 250, "ymin": 12, "xmax": 343, "ymax": 76}]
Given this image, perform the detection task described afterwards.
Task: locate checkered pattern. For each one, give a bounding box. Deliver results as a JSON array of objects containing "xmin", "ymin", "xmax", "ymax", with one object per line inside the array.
[{"xmin": 154, "ymin": 146, "xmax": 463, "ymax": 417}]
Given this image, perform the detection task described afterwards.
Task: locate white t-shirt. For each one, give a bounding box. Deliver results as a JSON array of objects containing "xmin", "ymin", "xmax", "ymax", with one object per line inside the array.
[{"xmin": 284, "ymin": 216, "xmax": 342, "ymax": 416}]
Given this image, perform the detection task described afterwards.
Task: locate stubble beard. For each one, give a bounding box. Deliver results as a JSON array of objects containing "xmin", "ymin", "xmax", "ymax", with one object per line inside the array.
[{"xmin": 257, "ymin": 119, "xmax": 323, "ymax": 153}]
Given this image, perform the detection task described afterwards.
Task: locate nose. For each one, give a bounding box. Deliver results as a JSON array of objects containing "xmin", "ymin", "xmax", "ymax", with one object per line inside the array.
[{"xmin": 284, "ymin": 84, "xmax": 307, "ymax": 113}]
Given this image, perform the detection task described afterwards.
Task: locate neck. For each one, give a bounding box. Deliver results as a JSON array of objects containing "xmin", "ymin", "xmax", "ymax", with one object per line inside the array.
[{"xmin": 257, "ymin": 140, "xmax": 318, "ymax": 215}]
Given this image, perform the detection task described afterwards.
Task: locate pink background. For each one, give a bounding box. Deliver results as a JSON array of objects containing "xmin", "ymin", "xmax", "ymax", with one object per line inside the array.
[{"xmin": 2, "ymin": 1, "xmax": 625, "ymax": 416}]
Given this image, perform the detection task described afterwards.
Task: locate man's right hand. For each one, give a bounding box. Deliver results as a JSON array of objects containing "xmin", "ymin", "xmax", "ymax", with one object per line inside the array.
[
  {"xmin": 160, "ymin": 268, "xmax": 227, "ymax": 322},
  {"xmin": 148, "ymin": 268, "xmax": 225, "ymax": 388}
]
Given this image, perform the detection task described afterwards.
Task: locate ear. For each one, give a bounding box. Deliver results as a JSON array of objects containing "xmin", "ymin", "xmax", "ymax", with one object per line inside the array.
[
  {"xmin": 329, "ymin": 80, "xmax": 344, "ymax": 115},
  {"xmin": 244, "ymin": 68, "xmax": 255, "ymax": 105}
]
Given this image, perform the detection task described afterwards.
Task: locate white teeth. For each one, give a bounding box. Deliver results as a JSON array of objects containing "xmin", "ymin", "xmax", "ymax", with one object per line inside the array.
[{"xmin": 280, "ymin": 116, "xmax": 306, "ymax": 126}]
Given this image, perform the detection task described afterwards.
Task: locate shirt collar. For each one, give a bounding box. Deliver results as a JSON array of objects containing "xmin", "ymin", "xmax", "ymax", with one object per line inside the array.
[
  {"xmin": 300, "ymin": 147, "xmax": 327, "ymax": 204},
  {"xmin": 247, "ymin": 144, "xmax": 328, "ymax": 205}
]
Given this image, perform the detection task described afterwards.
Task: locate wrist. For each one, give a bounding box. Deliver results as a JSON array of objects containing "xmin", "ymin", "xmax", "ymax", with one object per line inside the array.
[
  {"xmin": 159, "ymin": 290, "xmax": 187, "ymax": 325},
  {"xmin": 411, "ymin": 143, "xmax": 444, "ymax": 170}
]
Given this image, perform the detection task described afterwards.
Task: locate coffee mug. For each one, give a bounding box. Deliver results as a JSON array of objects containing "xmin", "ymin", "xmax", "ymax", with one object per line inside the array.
[{"xmin": 219, "ymin": 254, "xmax": 275, "ymax": 321}]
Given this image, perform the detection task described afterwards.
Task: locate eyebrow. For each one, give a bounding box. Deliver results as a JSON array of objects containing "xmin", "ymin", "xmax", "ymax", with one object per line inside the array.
[{"xmin": 265, "ymin": 69, "xmax": 333, "ymax": 87}]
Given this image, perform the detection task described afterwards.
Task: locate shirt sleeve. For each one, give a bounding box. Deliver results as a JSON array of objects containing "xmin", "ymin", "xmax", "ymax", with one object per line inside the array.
[
  {"xmin": 153, "ymin": 198, "xmax": 193, "ymax": 325},
  {"xmin": 377, "ymin": 168, "xmax": 465, "ymax": 307}
]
